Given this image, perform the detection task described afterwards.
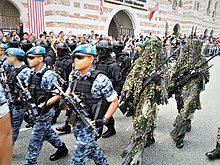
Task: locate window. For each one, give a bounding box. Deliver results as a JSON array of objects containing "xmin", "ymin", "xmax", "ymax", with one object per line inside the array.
[
  {"xmin": 178, "ymin": 0, "xmax": 183, "ymax": 8},
  {"xmin": 206, "ymin": 0, "xmax": 211, "ymax": 15},
  {"xmin": 173, "ymin": 0, "xmax": 177, "ymax": 6},
  {"xmin": 194, "ymin": 1, "xmax": 200, "ymax": 11}
]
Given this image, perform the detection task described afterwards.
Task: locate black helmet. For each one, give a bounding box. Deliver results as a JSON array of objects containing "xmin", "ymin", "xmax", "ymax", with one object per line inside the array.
[
  {"xmin": 66, "ymin": 39, "xmax": 77, "ymax": 51},
  {"xmin": 113, "ymin": 41, "xmax": 124, "ymax": 54},
  {"xmin": 113, "ymin": 41, "xmax": 124, "ymax": 47},
  {"xmin": 35, "ymin": 40, "xmax": 48, "ymax": 49},
  {"xmin": 96, "ymin": 40, "xmax": 113, "ymax": 61},
  {"xmin": 96, "ymin": 40, "xmax": 113, "ymax": 50},
  {"xmin": 8, "ymin": 39, "xmax": 20, "ymax": 48},
  {"xmin": 21, "ymin": 40, "xmax": 33, "ymax": 52},
  {"xmin": 57, "ymin": 42, "xmax": 69, "ymax": 51},
  {"xmin": 46, "ymin": 39, "xmax": 52, "ymax": 48},
  {"xmin": 57, "ymin": 42, "xmax": 69, "ymax": 57}
]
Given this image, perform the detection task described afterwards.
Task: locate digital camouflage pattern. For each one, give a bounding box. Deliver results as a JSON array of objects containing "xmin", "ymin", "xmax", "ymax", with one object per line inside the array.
[
  {"xmin": 170, "ymin": 39, "xmax": 210, "ymax": 143},
  {"xmin": 121, "ymin": 37, "xmax": 168, "ymax": 165}
]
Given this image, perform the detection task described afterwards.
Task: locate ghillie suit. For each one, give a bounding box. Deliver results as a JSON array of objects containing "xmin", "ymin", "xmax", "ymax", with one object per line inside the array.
[
  {"xmin": 121, "ymin": 37, "xmax": 168, "ymax": 165},
  {"xmin": 169, "ymin": 39, "xmax": 210, "ymax": 148}
]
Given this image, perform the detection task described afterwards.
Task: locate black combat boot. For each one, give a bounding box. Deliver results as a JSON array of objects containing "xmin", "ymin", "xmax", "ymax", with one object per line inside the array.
[
  {"xmin": 144, "ymin": 136, "xmax": 155, "ymax": 148},
  {"xmin": 50, "ymin": 143, "xmax": 68, "ymax": 161},
  {"xmin": 176, "ymin": 139, "xmax": 184, "ymax": 149},
  {"xmin": 206, "ymin": 143, "xmax": 220, "ymax": 160},
  {"xmin": 102, "ymin": 128, "xmax": 116, "ymax": 138},
  {"xmin": 56, "ymin": 124, "xmax": 71, "ymax": 134}
]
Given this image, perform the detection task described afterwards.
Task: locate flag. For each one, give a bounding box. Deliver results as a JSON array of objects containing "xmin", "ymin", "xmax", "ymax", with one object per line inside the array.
[
  {"xmin": 28, "ymin": 0, "xmax": 45, "ymax": 38},
  {"xmin": 100, "ymin": 0, "xmax": 104, "ymax": 16},
  {"xmin": 148, "ymin": 2, "xmax": 159, "ymax": 21}
]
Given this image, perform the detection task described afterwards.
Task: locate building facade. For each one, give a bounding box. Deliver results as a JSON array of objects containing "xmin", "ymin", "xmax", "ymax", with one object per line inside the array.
[{"xmin": 0, "ymin": 0, "xmax": 219, "ymax": 38}]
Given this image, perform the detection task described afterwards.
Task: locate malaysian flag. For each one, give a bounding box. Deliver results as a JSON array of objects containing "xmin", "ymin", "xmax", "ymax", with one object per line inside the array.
[
  {"xmin": 100, "ymin": 0, "xmax": 104, "ymax": 16},
  {"xmin": 28, "ymin": 0, "xmax": 45, "ymax": 38},
  {"xmin": 148, "ymin": 2, "xmax": 159, "ymax": 21}
]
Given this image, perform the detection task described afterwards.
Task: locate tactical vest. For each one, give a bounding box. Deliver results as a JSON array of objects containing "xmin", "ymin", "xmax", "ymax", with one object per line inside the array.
[
  {"xmin": 95, "ymin": 61, "xmax": 116, "ymax": 86},
  {"xmin": 71, "ymin": 70, "xmax": 105, "ymax": 120},
  {"xmin": 55, "ymin": 56, "xmax": 72, "ymax": 82},
  {"xmin": 28, "ymin": 68, "xmax": 50, "ymax": 104},
  {"xmin": 8, "ymin": 65, "xmax": 27, "ymax": 98}
]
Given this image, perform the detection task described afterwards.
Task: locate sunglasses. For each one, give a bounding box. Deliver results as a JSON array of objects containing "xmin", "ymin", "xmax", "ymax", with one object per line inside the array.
[
  {"xmin": 73, "ymin": 54, "xmax": 92, "ymax": 60},
  {"xmin": 26, "ymin": 56, "xmax": 40, "ymax": 60}
]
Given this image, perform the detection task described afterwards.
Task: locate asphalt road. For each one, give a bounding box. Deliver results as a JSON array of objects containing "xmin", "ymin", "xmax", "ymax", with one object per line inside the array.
[{"xmin": 13, "ymin": 56, "xmax": 220, "ymax": 165}]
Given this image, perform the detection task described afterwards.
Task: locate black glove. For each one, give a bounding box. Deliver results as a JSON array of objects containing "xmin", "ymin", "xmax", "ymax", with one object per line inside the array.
[
  {"xmin": 92, "ymin": 117, "xmax": 109, "ymax": 128},
  {"xmin": 151, "ymin": 72, "xmax": 161, "ymax": 83},
  {"xmin": 191, "ymin": 71, "xmax": 199, "ymax": 78}
]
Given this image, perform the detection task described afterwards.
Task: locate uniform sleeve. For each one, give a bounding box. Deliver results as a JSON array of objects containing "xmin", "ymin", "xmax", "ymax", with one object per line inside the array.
[
  {"xmin": 17, "ymin": 67, "xmax": 31, "ymax": 87},
  {"xmin": 91, "ymin": 74, "xmax": 118, "ymax": 102},
  {"xmin": 42, "ymin": 70, "xmax": 60, "ymax": 91},
  {"xmin": 0, "ymin": 83, "xmax": 9, "ymax": 118}
]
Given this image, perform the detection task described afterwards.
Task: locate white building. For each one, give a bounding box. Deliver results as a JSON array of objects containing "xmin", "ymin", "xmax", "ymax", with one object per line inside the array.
[{"xmin": 0, "ymin": 0, "xmax": 219, "ymax": 38}]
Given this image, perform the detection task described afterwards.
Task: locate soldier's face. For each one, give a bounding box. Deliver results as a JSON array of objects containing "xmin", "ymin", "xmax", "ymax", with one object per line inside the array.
[
  {"xmin": 74, "ymin": 53, "xmax": 94, "ymax": 70},
  {"xmin": 0, "ymin": 48, "xmax": 5, "ymax": 56},
  {"xmin": 6, "ymin": 54, "xmax": 17, "ymax": 65},
  {"xmin": 27, "ymin": 54, "xmax": 43, "ymax": 67}
]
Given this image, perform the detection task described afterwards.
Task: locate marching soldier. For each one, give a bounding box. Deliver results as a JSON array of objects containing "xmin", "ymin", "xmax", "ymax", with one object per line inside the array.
[
  {"xmin": 95, "ymin": 40, "xmax": 122, "ymax": 138},
  {"xmin": 121, "ymin": 37, "xmax": 168, "ymax": 164},
  {"xmin": 169, "ymin": 39, "xmax": 210, "ymax": 148},
  {"xmin": 5, "ymin": 48, "xmax": 31, "ymax": 144},
  {"xmin": 52, "ymin": 41, "xmax": 73, "ymax": 125},
  {"xmin": 25, "ymin": 46, "xmax": 68, "ymax": 164},
  {"xmin": 67, "ymin": 44, "xmax": 118, "ymax": 164}
]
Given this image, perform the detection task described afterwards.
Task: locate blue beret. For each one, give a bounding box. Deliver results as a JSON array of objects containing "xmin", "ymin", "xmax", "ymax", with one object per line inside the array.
[
  {"xmin": 6, "ymin": 48, "xmax": 25, "ymax": 57},
  {"xmin": 0, "ymin": 44, "xmax": 8, "ymax": 49},
  {"xmin": 26, "ymin": 46, "xmax": 46, "ymax": 55},
  {"xmin": 72, "ymin": 44, "xmax": 96, "ymax": 56}
]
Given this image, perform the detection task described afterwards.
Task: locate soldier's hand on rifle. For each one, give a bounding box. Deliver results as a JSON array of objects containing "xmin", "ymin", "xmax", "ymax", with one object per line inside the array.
[
  {"xmin": 191, "ymin": 70, "xmax": 199, "ymax": 78},
  {"xmin": 90, "ymin": 117, "xmax": 109, "ymax": 128},
  {"xmin": 151, "ymin": 72, "xmax": 161, "ymax": 83}
]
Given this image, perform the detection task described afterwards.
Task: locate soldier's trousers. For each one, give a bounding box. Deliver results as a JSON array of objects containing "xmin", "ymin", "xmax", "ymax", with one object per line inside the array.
[
  {"xmin": 71, "ymin": 122, "xmax": 108, "ymax": 165},
  {"xmin": 25, "ymin": 108, "xmax": 63, "ymax": 165},
  {"xmin": 10, "ymin": 104, "xmax": 27, "ymax": 143}
]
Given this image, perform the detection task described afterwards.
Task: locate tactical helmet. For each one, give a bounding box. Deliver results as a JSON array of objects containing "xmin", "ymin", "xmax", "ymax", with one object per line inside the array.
[
  {"xmin": 8, "ymin": 39, "xmax": 20, "ymax": 48},
  {"xmin": 35, "ymin": 40, "xmax": 48, "ymax": 49},
  {"xmin": 66, "ymin": 39, "xmax": 77, "ymax": 51},
  {"xmin": 113, "ymin": 41, "xmax": 124, "ymax": 54},
  {"xmin": 21, "ymin": 40, "xmax": 33, "ymax": 53},
  {"xmin": 96, "ymin": 40, "xmax": 113, "ymax": 50},
  {"xmin": 57, "ymin": 42, "xmax": 69, "ymax": 57},
  {"xmin": 96, "ymin": 40, "xmax": 113, "ymax": 61}
]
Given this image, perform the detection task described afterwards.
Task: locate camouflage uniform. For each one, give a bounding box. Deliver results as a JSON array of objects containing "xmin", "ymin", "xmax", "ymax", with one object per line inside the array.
[
  {"xmin": 25, "ymin": 64, "xmax": 64, "ymax": 165},
  {"xmin": 169, "ymin": 39, "xmax": 210, "ymax": 147},
  {"xmin": 0, "ymin": 82, "xmax": 10, "ymax": 118},
  {"xmin": 69, "ymin": 68, "xmax": 117, "ymax": 165},
  {"xmin": 7, "ymin": 60, "xmax": 31, "ymax": 144},
  {"xmin": 121, "ymin": 37, "xmax": 168, "ymax": 165}
]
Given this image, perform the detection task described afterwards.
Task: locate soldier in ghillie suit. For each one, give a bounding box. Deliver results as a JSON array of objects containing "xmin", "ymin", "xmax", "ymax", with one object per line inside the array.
[
  {"xmin": 121, "ymin": 37, "xmax": 168, "ymax": 165},
  {"xmin": 169, "ymin": 39, "xmax": 210, "ymax": 149}
]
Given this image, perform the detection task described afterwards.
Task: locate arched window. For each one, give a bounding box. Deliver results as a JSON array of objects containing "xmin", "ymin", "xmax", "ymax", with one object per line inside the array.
[{"xmin": 206, "ymin": 0, "xmax": 211, "ymax": 15}]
